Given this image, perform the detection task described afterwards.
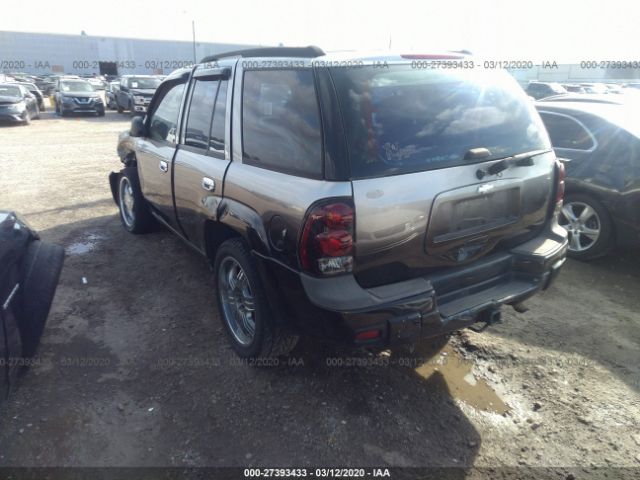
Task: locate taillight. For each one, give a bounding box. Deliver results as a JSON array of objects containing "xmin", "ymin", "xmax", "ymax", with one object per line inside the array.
[
  {"xmin": 299, "ymin": 200, "xmax": 355, "ymax": 275},
  {"xmin": 556, "ymin": 160, "xmax": 566, "ymax": 202}
]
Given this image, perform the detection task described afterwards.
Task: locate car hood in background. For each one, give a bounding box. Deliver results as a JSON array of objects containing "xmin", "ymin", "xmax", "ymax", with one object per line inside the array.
[
  {"xmin": 60, "ymin": 92, "xmax": 100, "ymax": 99},
  {"xmin": 0, "ymin": 96, "xmax": 22, "ymax": 105},
  {"xmin": 129, "ymin": 89, "xmax": 156, "ymax": 96}
]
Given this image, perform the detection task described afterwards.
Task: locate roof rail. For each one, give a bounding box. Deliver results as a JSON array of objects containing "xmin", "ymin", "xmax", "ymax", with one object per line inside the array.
[{"xmin": 200, "ymin": 46, "xmax": 325, "ymax": 63}]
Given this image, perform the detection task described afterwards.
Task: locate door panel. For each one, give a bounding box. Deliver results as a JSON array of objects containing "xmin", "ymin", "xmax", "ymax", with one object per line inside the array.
[
  {"xmin": 137, "ymin": 81, "xmax": 186, "ymax": 229},
  {"xmin": 173, "ymin": 149, "xmax": 230, "ymax": 250},
  {"xmin": 173, "ymin": 77, "xmax": 231, "ymax": 250}
]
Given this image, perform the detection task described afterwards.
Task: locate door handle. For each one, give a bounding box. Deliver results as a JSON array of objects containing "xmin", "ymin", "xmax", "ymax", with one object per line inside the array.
[
  {"xmin": 202, "ymin": 177, "xmax": 215, "ymax": 192},
  {"xmin": 159, "ymin": 160, "xmax": 168, "ymax": 173}
]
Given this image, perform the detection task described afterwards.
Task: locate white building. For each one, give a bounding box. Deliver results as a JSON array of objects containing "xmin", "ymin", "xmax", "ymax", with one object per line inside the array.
[{"xmin": 0, "ymin": 31, "xmax": 258, "ymax": 76}]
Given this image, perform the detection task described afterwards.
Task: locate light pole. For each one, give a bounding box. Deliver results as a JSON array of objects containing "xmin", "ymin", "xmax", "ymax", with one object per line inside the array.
[{"xmin": 192, "ymin": 20, "xmax": 196, "ymax": 63}]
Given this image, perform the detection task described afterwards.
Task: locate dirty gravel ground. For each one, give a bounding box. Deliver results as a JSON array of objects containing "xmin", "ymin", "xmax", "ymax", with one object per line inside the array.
[{"xmin": 0, "ymin": 110, "xmax": 639, "ymax": 477}]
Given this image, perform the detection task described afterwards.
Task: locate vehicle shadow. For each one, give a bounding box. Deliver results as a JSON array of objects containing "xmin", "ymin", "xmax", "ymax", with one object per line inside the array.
[{"xmin": 0, "ymin": 213, "xmax": 481, "ymax": 469}]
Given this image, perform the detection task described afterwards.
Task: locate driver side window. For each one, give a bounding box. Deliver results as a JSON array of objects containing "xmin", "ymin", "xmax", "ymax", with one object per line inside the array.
[{"xmin": 149, "ymin": 83, "xmax": 185, "ymax": 143}]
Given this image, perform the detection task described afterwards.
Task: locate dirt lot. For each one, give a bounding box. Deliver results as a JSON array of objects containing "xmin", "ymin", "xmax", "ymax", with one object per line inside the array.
[{"xmin": 0, "ymin": 110, "xmax": 639, "ymax": 476}]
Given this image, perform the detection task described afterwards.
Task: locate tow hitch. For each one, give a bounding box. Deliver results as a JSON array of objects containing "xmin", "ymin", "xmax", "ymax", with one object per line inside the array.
[{"xmin": 469, "ymin": 307, "xmax": 502, "ymax": 333}]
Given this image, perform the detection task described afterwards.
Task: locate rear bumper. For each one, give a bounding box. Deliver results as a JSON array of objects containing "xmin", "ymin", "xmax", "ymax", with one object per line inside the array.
[{"xmin": 265, "ymin": 223, "xmax": 568, "ymax": 346}]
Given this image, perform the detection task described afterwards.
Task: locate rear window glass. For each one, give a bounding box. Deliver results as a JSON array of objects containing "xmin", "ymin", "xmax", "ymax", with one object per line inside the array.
[
  {"xmin": 242, "ymin": 69, "xmax": 322, "ymax": 177},
  {"xmin": 330, "ymin": 65, "xmax": 550, "ymax": 178}
]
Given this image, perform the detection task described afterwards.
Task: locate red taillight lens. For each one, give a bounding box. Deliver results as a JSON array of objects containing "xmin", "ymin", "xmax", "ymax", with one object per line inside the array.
[
  {"xmin": 299, "ymin": 200, "xmax": 355, "ymax": 275},
  {"xmin": 556, "ymin": 161, "xmax": 566, "ymax": 202}
]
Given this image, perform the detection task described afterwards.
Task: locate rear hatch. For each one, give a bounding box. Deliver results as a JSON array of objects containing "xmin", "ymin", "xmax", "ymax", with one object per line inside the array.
[{"xmin": 329, "ymin": 63, "xmax": 555, "ymax": 287}]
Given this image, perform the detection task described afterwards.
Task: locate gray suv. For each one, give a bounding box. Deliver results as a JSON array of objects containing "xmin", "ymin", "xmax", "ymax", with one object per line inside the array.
[{"xmin": 109, "ymin": 47, "xmax": 568, "ymax": 358}]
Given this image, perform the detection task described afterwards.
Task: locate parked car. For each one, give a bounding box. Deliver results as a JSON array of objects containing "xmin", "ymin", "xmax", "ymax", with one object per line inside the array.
[
  {"xmin": 562, "ymin": 84, "xmax": 586, "ymax": 94},
  {"xmin": 54, "ymin": 79, "xmax": 105, "ymax": 117},
  {"xmin": 0, "ymin": 211, "xmax": 64, "ymax": 400},
  {"xmin": 536, "ymin": 101, "xmax": 640, "ymax": 259},
  {"xmin": 8, "ymin": 82, "xmax": 46, "ymax": 111},
  {"xmin": 110, "ymin": 47, "xmax": 568, "ymax": 358},
  {"xmin": 580, "ymin": 83, "xmax": 609, "ymax": 94},
  {"xmin": 526, "ymin": 81, "xmax": 568, "ymax": 100},
  {"xmin": 115, "ymin": 75, "xmax": 161, "ymax": 115},
  {"xmin": 106, "ymin": 82, "xmax": 120, "ymax": 110},
  {"xmin": 537, "ymin": 94, "xmax": 627, "ymax": 105},
  {"xmin": 0, "ymin": 84, "xmax": 40, "ymax": 124}
]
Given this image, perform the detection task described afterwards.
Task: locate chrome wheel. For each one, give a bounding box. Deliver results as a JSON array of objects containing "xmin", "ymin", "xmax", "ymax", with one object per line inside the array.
[
  {"xmin": 559, "ymin": 201, "xmax": 601, "ymax": 252},
  {"xmin": 119, "ymin": 177, "xmax": 135, "ymax": 228},
  {"xmin": 218, "ymin": 257, "xmax": 256, "ymax": 346}
]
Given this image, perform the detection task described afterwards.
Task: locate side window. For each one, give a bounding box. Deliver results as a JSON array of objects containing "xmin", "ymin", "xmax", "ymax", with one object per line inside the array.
[
  {"xmin": 242, "ymin": 69, "xmax": 322, "ymax": 177},
  {"xmin": 149, "ymin": 83, "xmax": 185, "ymax": 143},
  {"xmin": 185, "ymin": 79, "xmax": 218, "ymax": 149},
  {"xmin": 209, "ymin": 80, "xmax": 228, "ymax": 152},
  {"xmin": 539, "ymin": 112, "xmax": 595, "ymax": 150}
]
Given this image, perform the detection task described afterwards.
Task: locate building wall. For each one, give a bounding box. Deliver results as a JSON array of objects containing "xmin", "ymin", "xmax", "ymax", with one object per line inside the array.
[
  {"xmin": 0, "ymin": 31, "xmax": 258, "ymax": 75},
  {"xmin": 509, "ymin": 63, "xmax": 640, "ymax": 86}
]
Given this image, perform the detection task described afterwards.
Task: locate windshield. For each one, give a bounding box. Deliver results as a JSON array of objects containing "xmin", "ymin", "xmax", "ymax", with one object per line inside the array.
[
  {"xmin": 0, "ymin": 85, "xmax": 22, "ymax": 97},
  {"xmin": 61, "ymin": 81, "xmax": 95, "ymax": 93},
  {"xmin": 330, "ymin": 65, "xmax": 551, "ymax": 178},
  {"xmin": 128, "ymin": 77, "xmax": 161, "ymax": 89}
]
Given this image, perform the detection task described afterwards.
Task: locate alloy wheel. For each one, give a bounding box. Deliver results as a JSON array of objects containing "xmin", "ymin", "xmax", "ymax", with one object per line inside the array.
[
  {"xmin": 559, "ymin": 201, "xmax": 601, "ymax": 252},
  {"xmin": 218, "ymin": 256, "xmax": 256, "ymax": 346}
]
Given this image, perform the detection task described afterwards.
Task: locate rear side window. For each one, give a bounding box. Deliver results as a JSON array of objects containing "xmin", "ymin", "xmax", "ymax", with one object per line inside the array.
[
  {"xmin": 149, "ymin": 83, "xmax": 185, "ymax": 143},
  {"xmin": 242, "ymin": 69, "xmax": 322, "ymax": 177},
  {"xmin": 330, "ymin": 65, "xmax": 550, "ymax": 178},
  {"xmin": 185, "ymin": 79, "xmax": 218, "ymax": 149},
  {"xmin": 209, "ymin": 80, "xmax": 228, "ymax": 152},
  {"xmin": 539, "ymin": 112, "xmax": 595, "ymax": 150}
]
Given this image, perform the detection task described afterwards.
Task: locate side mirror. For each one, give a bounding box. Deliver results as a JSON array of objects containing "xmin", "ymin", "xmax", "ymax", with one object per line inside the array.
[{"xmin": 130, "ymin": 116, "xmax": 146, "ymax": 138}]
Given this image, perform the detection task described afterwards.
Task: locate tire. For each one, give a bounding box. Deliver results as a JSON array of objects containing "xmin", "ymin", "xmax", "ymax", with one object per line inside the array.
[
  {"xmin": 18, "ymin": 241, "xmax": 65, "ymax": 357},
  {"xmin": 117, "ymin": 102, "xmax": 124, "ymax": 113},
  {"xmin": 98, "ymin": 109, "xmax": 105, "ymax": 117},
  {"xmin": 558, "ymin": 193, "xmax": 614, "ymax": 260},
  {"xmin": 117, "ymin": 166, "xmax": 156, "ymax": 234},
  {"xmin": 23, "ymin": 110, "xmax": 31, "ymax": 125},
  {"xmin": 214, "ymin": 239, "xmax": 298, "ymax": 359},
  {"xmin": 34, "ymin": 105, "xmax": 40, "ymax": 120}
]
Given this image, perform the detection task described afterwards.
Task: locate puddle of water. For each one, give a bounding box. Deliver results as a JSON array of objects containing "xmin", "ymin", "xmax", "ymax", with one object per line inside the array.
[
  {"xmin": 413, "ymin": 344, "xmax": 509, "ymax": 415},
  {"xmin": 66, "ymin": 234, "xmax": 103, "ymax": 256}
]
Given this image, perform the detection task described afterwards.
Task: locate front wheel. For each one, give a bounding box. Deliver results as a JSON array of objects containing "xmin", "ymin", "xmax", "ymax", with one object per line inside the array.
[
  {"xmin": 117, "ymin": 167, "xmax": 156, "ymax": 234},
  {"xmin": 558, "ymin": 194, "xmax": 614, "ymax": 260},
  {"xmin": 214, "ymin": 238, "xmax": 298, "ymax": 359}
]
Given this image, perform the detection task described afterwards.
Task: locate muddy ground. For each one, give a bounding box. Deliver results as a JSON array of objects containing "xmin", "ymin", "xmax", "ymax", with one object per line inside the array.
[{"xmin": 0, "ymin": 109, "xmax": 638, "ymax": 477}]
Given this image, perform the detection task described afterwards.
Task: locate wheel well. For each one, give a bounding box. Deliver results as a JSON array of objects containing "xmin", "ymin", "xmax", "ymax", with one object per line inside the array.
[{"xmin": 204, "ymin": 220, "xmax": 242, "ymax": 265}]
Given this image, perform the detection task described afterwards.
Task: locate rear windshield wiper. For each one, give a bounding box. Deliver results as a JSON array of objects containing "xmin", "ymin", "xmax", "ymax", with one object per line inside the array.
[{"xmin": 474, "ymin": 150, "xmax": 551, "ymax": 180}]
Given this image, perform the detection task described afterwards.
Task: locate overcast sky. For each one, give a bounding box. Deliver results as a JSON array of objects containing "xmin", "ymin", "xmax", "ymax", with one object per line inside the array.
[{"xmin": 1, "ymin": 0, "xmax": 638, "ymax": 62}]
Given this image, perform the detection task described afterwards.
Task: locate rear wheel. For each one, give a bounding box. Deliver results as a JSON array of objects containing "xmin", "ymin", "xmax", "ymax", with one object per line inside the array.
[
  {"xmin": 117, "ymin": 102, "xmax": 124, "ymax": 113},
  {"xmin": 118, "ymin": 167, "xmax": 156, "ymax": 234},
  {"xmin": 214, "ymin": 238, "xmax": 298, "ymax": 359},
  {"xmin": 19, "ymin": 241, "xmax": 65, "ymax": 357},
  {"xmin": 23, "ymin": 110, "xmax": 31, "ymax": 125},
  {"xmin": 558, "ymin": 194, "xmax": 614, "ymax": 260},
  {"xmin": 34, "ymin": 105, "xmax": 41, "ymax": 120}
]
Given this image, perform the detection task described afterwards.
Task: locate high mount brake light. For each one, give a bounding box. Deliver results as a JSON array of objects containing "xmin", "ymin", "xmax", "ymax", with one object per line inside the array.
[{"xmin": 299, "ymin": 200, "xmax": 355, "ymax": 276}]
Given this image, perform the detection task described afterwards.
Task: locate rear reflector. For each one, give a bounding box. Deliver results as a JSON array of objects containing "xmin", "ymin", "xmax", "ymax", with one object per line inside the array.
[
  {"xmin": 355, "ymin": 330, "xmax": 381, "ymax": 341},
  {"xmin": 556, "ymin": 161, "xmax": 566, "ymax": 202}
]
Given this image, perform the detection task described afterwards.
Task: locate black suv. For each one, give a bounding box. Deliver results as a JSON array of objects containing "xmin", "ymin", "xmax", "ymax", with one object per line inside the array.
[
  {"xmin": 115, "ymin": 75, "xmax": 161, "ymax": 115},
  {"xmin": 526, "ymin": 81, "xmax": 568, "ymax": 100},
  {"xmin": 110, "ymin": 47, "xmax": 568, "ymax": 358}
]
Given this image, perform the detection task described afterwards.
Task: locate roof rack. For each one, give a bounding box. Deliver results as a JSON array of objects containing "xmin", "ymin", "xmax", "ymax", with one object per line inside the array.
[{"xmin": 200, "ymin": 46, "xmax": 325, "ymax": 63}]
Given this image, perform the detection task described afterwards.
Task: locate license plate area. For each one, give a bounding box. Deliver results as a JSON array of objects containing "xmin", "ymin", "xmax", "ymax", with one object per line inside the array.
[{"xmin": 428, "ymin": 184, "xmax": 521, "ymax": 245}]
